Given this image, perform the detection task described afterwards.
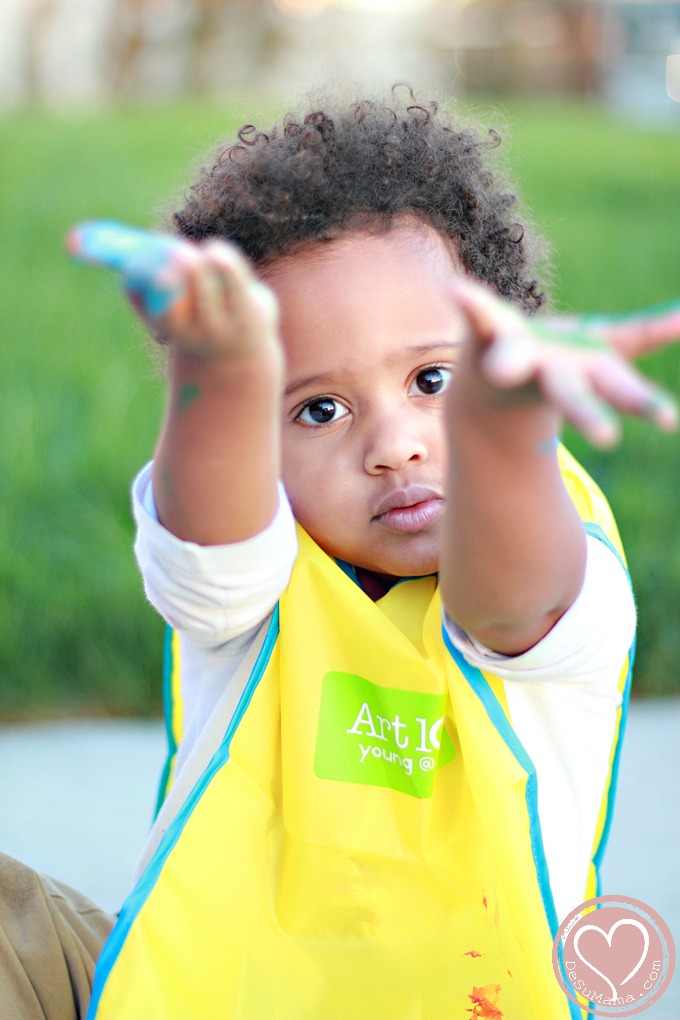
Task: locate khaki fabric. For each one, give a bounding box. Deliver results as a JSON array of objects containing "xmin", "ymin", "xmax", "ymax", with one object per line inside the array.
[{"xmin": 0, "ymin": 852, "xmax": 115, "ymax": 1020}]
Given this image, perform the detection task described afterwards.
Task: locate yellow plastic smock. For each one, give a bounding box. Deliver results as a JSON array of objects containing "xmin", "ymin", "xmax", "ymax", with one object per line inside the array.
[{"xmin": 88, "ymin": 446, "xmax": 631, "ymax": 1020}]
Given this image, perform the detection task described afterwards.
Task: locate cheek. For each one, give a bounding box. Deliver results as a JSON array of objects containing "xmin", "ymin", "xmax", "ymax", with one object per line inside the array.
[
  {"xmin": 414, "ymin": 410, "xmax": 446, "ymax": 469},
  {"xmin": 281, "ymin": 431, "xmax": 314, "ymax": 484},
  {"xmin": 281, "ymin": 436, "xmax": 328, "ymax": 520},
  {"xmin": 281, "ymin": 433, "xmax": 355, "ymax": 532},
  {"xmin": 431, "ymin": 417, "xmax": 446, "ymax": 465}
]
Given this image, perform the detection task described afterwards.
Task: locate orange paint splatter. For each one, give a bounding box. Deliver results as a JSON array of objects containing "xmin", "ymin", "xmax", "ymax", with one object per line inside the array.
[
  {"xmin": 464, "ymin": 950, "xmax": 482, "ymax": 958},
  {"xmin": 466, "ymin": 983, "xmax": 503, "ymax": 1019}
]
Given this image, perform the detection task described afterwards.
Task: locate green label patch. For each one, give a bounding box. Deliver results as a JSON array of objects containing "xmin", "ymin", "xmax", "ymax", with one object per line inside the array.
[{"xmin": 314, "ymin": 671, "xmax": 456, "ymax": 799}]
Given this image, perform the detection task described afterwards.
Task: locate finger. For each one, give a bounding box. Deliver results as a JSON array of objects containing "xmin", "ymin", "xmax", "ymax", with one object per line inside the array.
[
  {"xmin": 201, "ymin": 241, "xmax": 279, "ymax": 332},
  {"xmin": 180, "ymin": 248, "xmax": 232, "ymax": 331},
  {"xmin": 481, "ymin": 312, "xmax": 604, "ymax": 391},
  {"xmin": 449, "ymin": 278, "xmax": 522, "ymax": 345},
  {"xmin": 581, "ymin": 300, "xmax": 680, "ymax": 359},
  {"xmin": 151, "ymin": 241, "xmax": 250, "ymax": 335},
  {"xmin": 201, "ymin": 238, "xmax": 252, "ymax": 286},
  {"xmin": 604, "ymin": 315, "xmax": 680, "ymax": 359},
  {"xmin": 122, "ymin": 242, "xmax": 197, "ymax": 325},
  {"xmin": 125, "ymin": 275, "xmax": 193, "ymax": 325},
  {"xmin": 479, "ymin": 327, "xmax": 541, "ymax": 388},
  {"xmin": 589, "ymin": 357, "xmax": 679, "ymax": 430},
  {"xmin": 539, "ymin": 359, "xmax": 621, "ymax": 447}
]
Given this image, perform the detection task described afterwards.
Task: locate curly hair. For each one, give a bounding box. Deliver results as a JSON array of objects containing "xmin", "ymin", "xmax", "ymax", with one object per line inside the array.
[{"xmin": 172, "ymin": 86, "xmax": 549, "ymax": 313}]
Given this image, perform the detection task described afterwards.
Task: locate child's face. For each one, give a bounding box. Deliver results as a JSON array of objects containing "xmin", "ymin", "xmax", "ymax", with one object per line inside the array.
[{"xmin": 261, "ymin": 221, "xmax": 466, "ymax": 578}]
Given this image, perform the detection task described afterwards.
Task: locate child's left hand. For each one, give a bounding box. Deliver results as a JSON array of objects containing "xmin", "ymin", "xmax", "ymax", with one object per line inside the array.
[{"xmin": 452, "ymin": 279, "xmax": 680, "ymax": 447}]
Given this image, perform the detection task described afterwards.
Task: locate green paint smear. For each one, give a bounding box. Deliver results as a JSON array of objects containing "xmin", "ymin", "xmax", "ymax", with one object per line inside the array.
[
  {"xmin": 529, "ymin": 321, "xmax": 606, "ymax": 351},
  {"xmin": 531, "ymin": 298, "xmax": 680, "ymax": 350},
  {"xmin": 177, "ymin": 383, "xmax": 201, "ymax": 412},
  {"xmin": 580, "ymin": 297, "xmax": 680, "ymax": 328}
]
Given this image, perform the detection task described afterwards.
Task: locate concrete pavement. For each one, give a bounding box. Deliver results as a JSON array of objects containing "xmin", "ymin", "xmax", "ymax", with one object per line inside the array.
[{"xmin": 1, "ymin": 699, "xmax": 678, "ymax": 1017}]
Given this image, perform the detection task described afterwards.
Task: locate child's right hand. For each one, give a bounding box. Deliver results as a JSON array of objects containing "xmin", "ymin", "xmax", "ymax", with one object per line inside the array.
[
  {"xmin": 70, "ymin": 221, "xmax": 282, "ymax": 545},
  {"xmin": 68, "ymin": 221, "xmax": 280, "ymax": 361}
]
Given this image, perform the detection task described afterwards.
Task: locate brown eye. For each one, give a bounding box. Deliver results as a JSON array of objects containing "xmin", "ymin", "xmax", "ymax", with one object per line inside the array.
[
  {"xmin": 307, "ymin": 399, "xmax": 336, "ymax": 423},
  {"xmin": 413, "ymin": 367, "xmax": 451, "ymax": 395},
  {"xmin": 297, "ymin": 397, "xmax": 349, "ymax": 426}
]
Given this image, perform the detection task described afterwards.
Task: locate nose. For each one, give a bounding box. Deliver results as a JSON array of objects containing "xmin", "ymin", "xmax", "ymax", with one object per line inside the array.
[{"xmin": 363, "ymin": 408, "xmax": 429, "ymax": 475}]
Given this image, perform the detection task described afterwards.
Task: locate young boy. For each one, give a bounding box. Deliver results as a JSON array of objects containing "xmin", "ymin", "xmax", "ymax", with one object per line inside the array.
[{"xmin": 3, "ymin": 89, "xmax": 679, "ymax": 1020}]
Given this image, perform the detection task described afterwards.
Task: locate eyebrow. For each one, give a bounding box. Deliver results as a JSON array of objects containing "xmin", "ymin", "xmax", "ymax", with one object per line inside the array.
[{"xmin": 283, "ymin": 341, "xmax": 460, "ymax": 398}]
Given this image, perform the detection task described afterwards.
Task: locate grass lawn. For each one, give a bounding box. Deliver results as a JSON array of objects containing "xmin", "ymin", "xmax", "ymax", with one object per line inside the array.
[{"xmin": 0, "ymin": 95, "xmax": 678, "ymax": 716}]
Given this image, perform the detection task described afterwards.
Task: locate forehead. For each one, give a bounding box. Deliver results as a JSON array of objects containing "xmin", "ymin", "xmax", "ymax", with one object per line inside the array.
[
  {"xmin": 259, "ymin": 222, "xmax": 464, "ymax": 371},
  {"xmin": 261, "ymin": 219, "xmax": 460, "ymax": 291}
]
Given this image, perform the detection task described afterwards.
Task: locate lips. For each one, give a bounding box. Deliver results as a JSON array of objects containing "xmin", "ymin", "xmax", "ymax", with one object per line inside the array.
[{"xmin": 372, "ymin": 486, "xmax": 444, "ymax": 534}]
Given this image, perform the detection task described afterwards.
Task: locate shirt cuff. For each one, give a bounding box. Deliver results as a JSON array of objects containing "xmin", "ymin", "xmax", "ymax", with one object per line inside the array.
[{"xmin": 132, "ymin": 462, "xmax": 298, "ymax": 642}]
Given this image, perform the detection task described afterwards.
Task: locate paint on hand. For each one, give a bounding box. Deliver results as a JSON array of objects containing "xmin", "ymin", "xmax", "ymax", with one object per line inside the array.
[
  {"xmin": 67, "ymin": 220, "xmax": 191, "ymax": 318},
  {"xmin": 529, "ymin": 320, "xmax": 607, "ymax": 352},
  {"xmin": 534, "ymin": 435, "xmax": 560, "ymax": 455},
  {"xmin": 642, "ymin": 389, "xmax": 679, "ymax": 429},
  {"xmin": 177, "ymin": 383, "xmax": 202, "ymax": 413},
  {"xmin": 579, "ymin": 297, "xmax": 680, "ymax": 330}
]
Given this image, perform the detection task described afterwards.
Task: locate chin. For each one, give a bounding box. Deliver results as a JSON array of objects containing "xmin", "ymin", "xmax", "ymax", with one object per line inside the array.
[{"xmin": 369, "ymin": 549, "xmax": 440, "ymax": 579}]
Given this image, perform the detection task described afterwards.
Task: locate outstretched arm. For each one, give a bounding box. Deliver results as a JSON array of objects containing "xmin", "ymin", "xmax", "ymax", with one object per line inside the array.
[
  {"xmin": 69, "ymin": 222, "xmax": 283, "ymax": 546},
  {"xmin": 439, "ymin": 283, "xmax": 678, "ymax": 655},
  {"xmin": 148, "ymin": 242, "xmax": 282, "ymax": 545}
]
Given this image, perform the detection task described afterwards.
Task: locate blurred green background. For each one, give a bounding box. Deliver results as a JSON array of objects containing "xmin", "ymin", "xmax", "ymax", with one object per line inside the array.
[{"xmin": 0, "ymin": 97, "xmax": 678, "ymax": 718}]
